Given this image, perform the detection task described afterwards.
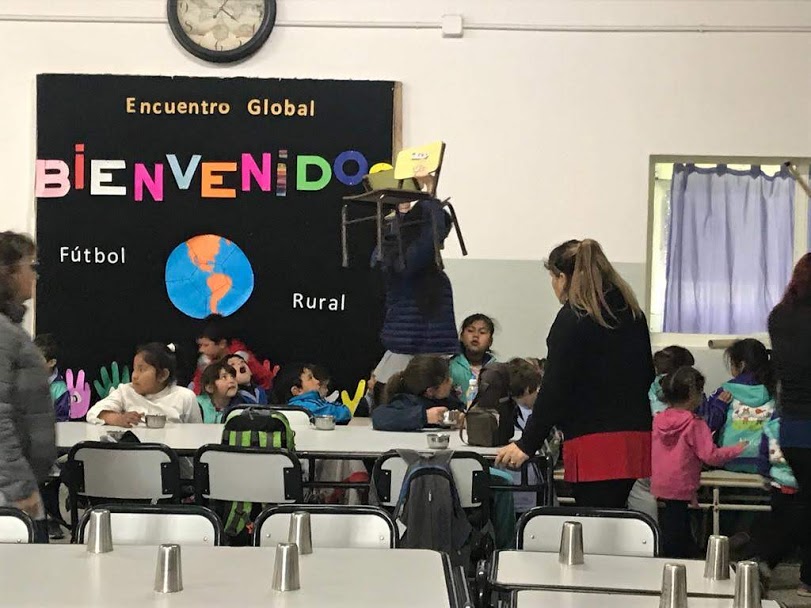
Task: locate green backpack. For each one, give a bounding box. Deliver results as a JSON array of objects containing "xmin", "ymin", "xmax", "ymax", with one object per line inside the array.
[{"xmin": 220, "ymin": 408, "xmax": 296, "ymax": 541}]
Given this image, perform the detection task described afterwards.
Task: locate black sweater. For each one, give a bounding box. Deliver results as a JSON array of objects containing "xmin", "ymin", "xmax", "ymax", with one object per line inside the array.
[
  {"xmin": 769, "ymin": 303, "xmax": 811, "ymax": 419},
  {"xmin": 516, "ymin": 291, "xmax": 654, "ymax": 455}
]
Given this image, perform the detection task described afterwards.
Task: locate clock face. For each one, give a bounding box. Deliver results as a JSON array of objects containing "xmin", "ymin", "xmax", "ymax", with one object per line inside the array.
[{"xmin": 169, "ymin": 0, "xmax": 276, "ymax": 62}]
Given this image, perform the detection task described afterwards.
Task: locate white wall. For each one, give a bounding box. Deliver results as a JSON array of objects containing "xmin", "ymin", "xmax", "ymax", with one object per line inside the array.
[{"xmin": 2, "ymin": 0, "xmax": 808, "ymax": 384}]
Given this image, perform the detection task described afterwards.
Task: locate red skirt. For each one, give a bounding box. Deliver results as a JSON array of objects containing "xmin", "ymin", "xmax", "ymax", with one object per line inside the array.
[{"xmin": 562, "ymin": 431, "xmax": 651, "ymax": 483}]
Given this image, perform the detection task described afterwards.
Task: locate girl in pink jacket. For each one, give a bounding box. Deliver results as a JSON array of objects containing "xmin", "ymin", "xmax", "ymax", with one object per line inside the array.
[{"xmin": 652, "ymin": 366, "xmax": 746, "ymax": 557}]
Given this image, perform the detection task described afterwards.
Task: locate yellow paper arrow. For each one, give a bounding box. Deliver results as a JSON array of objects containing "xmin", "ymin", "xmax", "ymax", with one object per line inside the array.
[{"xmin": 341, "ymin": 379, "xmax": 367, "ymax": 415}]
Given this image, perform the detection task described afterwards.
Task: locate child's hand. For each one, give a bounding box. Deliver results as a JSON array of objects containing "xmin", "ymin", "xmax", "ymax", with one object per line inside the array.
[
  {"xmin": 263, "ymin": 360, "xmax": 281, "ymax": 383},
  {"xmin": 718, "ymin": 390, "xmax": 733, "ymax": 404},
  {"xmin": 733, "ymin": 440, "xmax": 749, "ymax": 455},
  {"xmin": 367, "ymin": 373, "xmax": 377, "ymax": 394},
  {"xmin": 426, "ymin": 407, "xmax": 448, "ymax": 425},
  {"xmin": 102, "ymin": 411, "xmax": 143, "ymax": 428}
]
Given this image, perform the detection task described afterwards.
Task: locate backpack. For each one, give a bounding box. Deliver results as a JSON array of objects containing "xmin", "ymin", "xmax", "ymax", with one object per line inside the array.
[
  {"xmin": 387, "ymin": 449, "xmax": 492, "ymax": 570},
  {"xmin": 219, "ymin": 408, "xmax": 296, "ymax": 542}
]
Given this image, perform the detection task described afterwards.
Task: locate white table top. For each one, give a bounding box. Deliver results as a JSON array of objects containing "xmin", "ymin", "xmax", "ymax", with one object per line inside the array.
[
  {"xmin": 511, "ymin": 590, "xmax": 778, "ymax": 608},
  {"xmin": 491, "ymin": 551, "xmax": 736, "ymax": 598},
  {"xmin": 56, "ymin": 422, "xmax": 502, "ymax": 457},
  {"xmin": 0, "ymin": 545, "xmax": 453, "ymax": 608}
]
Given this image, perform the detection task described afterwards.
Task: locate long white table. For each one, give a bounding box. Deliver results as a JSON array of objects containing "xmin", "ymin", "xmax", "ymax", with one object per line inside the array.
[
  {"xmin": 0, "ymin": 545, "xmax": 456, "ymax": 608},
  {"xmin": 56, "ymin": 422, "xmax": 503, "ymax": 458},
  {"xmin": 510, "ymin": 590, "xmax": 779, "ymax": 608},
  {"xmin": 490, "ymin": 551, "xmax": 736, "ymax": 598}
]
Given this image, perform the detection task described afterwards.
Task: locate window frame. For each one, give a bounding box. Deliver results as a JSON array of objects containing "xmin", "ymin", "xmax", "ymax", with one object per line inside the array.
[{"xmin": 645, "ymin": 155, "xmax": 811, "ymax": 345}]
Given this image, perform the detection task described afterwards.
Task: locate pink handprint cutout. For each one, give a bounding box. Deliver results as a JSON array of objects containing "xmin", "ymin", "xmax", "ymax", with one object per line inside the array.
[{"xmin": 65, "ymin": 369, "xmax": 92, "ymax": 420}]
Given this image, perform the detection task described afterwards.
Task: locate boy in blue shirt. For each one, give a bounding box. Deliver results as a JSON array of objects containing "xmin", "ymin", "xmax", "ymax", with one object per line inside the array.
[
  {"xmin": 34, "ymin": 334, "xmax": 70, "ymax": 422},
  {"xmin": 273, "ymin": 364, "xmax": 352, "ymax": 423}
]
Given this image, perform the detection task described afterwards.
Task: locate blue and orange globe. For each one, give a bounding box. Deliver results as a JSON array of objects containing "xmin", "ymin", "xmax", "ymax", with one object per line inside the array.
[{"xmin": 165, "ymin": 234, "xmax": 254, "ymax": 319}]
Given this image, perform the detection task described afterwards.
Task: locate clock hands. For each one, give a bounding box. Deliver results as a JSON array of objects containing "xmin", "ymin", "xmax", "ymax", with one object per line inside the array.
[{"xmin": 213, "ymin": 0, "xmax": 238, "ymax": 21}]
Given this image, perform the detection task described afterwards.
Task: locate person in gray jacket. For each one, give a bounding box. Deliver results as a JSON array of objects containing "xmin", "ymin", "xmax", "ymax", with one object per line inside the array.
[{"xmin": 0, "ymin": 232, "xmax": 56, "ymax": 542}]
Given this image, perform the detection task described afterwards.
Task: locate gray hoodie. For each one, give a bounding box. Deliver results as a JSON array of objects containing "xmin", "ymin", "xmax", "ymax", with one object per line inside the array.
[{"xmin": 0, "ymin": 305, "xmax": 56, "ymax": 505}]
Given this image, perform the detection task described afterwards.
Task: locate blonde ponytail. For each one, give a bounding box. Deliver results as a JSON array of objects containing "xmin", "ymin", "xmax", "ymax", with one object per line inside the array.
[{"xmin": 548, "ymin": 238, "xmax": 642, "ymax": 328}]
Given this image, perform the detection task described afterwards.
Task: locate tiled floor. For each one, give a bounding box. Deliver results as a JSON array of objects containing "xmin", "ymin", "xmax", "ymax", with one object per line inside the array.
[{"xmin": 769, "ymin": 564, "xmax": 811, "ymax": 607}]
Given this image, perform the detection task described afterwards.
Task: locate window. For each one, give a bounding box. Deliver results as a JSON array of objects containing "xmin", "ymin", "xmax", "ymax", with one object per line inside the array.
[{"xmin": 648, "ymin": 157, "xmax": 810, "ymax": 337}]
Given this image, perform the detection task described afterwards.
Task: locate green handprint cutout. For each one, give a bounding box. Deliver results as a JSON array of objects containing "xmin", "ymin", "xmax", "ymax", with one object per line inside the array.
[{"xmin": 93, "ymin": 362, "xmax": 131, "ymax": 400}]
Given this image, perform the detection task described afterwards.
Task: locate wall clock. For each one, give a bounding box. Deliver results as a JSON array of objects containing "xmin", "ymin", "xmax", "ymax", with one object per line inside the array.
[{"xmin": 168, "ymin": 0, "xmax": 277, "ymax": 63}]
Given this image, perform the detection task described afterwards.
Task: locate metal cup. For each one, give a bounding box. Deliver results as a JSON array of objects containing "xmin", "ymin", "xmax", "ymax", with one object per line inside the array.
[
  {"xmin": 86, "ymin": 509, "xmax": 113, "ymax": 554},
  {"xmin": 153, "ymin": 544, "xmax": 183, "ymax": 593},
  {"xmin": 704, "ymin": 535, "xmax": 731, "ymax": 580},
  {"xmin": 288, "ymin": 511, "xmax": 313, "ymax": 555},
  {"xmin": 558, "ymin": 521, "xmax": 584, "ymax": 566},
  {"xmin": 733, "ymin": 561, "xmax": 762, "ymax": 608},
  {"xmin": 659, "ymin": 563, "xmax": 689, "ymax": 608},
  {"xmin": 271, "ymin": 542, "xmax": 301, "ymax": 592}
]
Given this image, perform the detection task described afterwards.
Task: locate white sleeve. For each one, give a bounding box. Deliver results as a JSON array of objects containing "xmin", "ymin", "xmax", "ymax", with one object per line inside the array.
[
  {"xmin": 85, "ymin": 385, "xmax": 127, "ymax": 425},
  {"xmin": 182, "ymin": 392, "xmax": 202, "ymax": 423}
]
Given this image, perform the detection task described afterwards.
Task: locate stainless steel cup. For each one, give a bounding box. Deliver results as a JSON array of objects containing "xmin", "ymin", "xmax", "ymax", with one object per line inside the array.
[
  {"xmin": 153, "ymin": 544, "xmax": 183, "ymax": 593},
  {"xmin": 314, "ymin": 415, "xmax": 335, "ymax": 430},
  {"xmin": 659, "ymin": 563, "xmax": 689, "ymax": 608},
  {"xmin": 733, "ymin": 561, "xmax": 762, "ymax": 608},
  {"xmin": 271, "ymin": 542, "xmax": 301, "ymax": 592},
  {"xmin": 86, "ymin": 509, "xmax": 113, "ymax": 554},
  {"xmin": 704, "ymin": 535, "xmax": 731, "ymax": 580},
  {"xmin": 146, "ymin": 414, "xmax": 166, "ymax": 429},
  {"xmin": 288, "ymin": 511, "xmax": 313, "ymax": 555},
  {"xmin": 558, "ymin": 521, "xmax": 585, "ymax": 566}
]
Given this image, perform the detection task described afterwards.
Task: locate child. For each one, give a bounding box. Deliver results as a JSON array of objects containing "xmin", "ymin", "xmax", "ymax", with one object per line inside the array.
[
  {"xmin": 311, "ymin": 364, "xmax": 340, "ymax": 403},
  {"xmin": 652, "ymin": 366, "xmax": 746, "ymax": 558},
  {"xmin": 33, "ymin": 334, "xmax": 70, "ymax": 422},
  {"xmin": 198, "ymin": 359, "xmax": 241, "ymax": 423},
  {"xmin": 756, "ymin": 412, "xmax": 806, "ymax": 590},
  {"xmin": 372, "ymin": 355, "xmax": 463, "ymax": 431},
  {"xmin": 449, "ymin": 314, "xmax": 496, "ymax": 403},
  {"xmin": 273, "ymin": 364, "xmax": 352, "ymax": 423},
  {"xmin": 226, "ymin": 354, "xmax": 268, "ymax": 405},
  {"xmin": 503, "ymin": 358, "xmax": 545, "ymax": 513},
  {"xmin": 703, "ymin": 339, "xmax": 776, "ymax": 473},
  {"xmin": 651, "ymin": 346, "xmax": 695, "ymax": 416},
  {"xmin": 86, "ymin": 343, "xmax": 201, "ymax": 426},
  {"xmin": 192, "ymin": 314, "xmax": 275, "ymax": 394}
]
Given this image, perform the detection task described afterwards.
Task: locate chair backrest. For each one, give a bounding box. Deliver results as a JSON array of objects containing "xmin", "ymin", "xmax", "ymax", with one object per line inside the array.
[
  {"xmin": 66, "ymin": 441, "xmax": 180, "ymax": 501},
  {"xmin": 253, "ymin": 505, "xmax": 397, "ymax": 548},
  {"xmin": 372, "ymin": 451, "xmax": 490, "ymax": 510},
  {"xmin": 77, "ymin": 504, "xmax": 223, "ymax": 546},
  {"xmin": 0, "ymin": 507, "xmax": 34, "ymax": 544},
  {"xmin": 393, "ymin": 141, "xmax": 445, "ymax": 197},
  {"xmin": 516, "ymin": 507, "xmax": 660, "ymax": 557},
  {"xmin": 226, "ymin": 405, "xmax": 314, "ymax": 427},
  {"xmin": 194, "ymin": 444, "xmax": 303, "ymax": 504}
]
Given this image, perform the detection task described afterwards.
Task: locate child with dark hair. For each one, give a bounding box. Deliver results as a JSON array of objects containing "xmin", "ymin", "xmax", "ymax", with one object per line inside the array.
[
  {"xmin": 197, "ymin": 359, "xmax": 241, "ymax": 423},
  {"xmin": 651, "ymin": 346, "xmax": 696, "ymax": 415},
  {"xmin": 273, "ymin": 364, "xmax": 351, "ymax": 423},
  {"xmin": 311, "ymin": 364, "xmax": 340, "ymax": 402},
  {"xmin": 192, "ymin": 314, "xmax": 276, "ymax": 394},
  {"xmin": 33, "ymin": 334, "xmax": 70, "ymax": 422},
  {"xmin": 372, "ymin": 355, "xmax": 463, "ymax": 431},
  {"xmin": 703, "ymin": 339, "xmax": 776, "ymax": 472},
  {"xmin": 226, "ymin": 354, "xmax": 268, "ymax": 405},
  {"xmin": 86, "ymin": 343, "xmax": 201, "ymax": 426},
  {"xmin": 652, "ymin": 366, "xmax": 746, "ymax": 557},
  {"xmin": 449, "ymin": 313, "xmax": 496, "ymax": 403}
]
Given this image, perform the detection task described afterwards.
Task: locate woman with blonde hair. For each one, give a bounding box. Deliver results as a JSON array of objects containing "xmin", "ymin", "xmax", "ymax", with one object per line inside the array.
[
  {"xmin": 496, "ymin": 239, "xmax": 654, "ymax": 507},
  {"xmin": 0, "ymin": 232, "xmax": 56, "ymax": 541}
]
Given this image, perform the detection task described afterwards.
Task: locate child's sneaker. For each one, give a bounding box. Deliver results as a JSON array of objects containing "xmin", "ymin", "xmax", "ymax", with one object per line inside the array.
[{"xmin": 798, "ymin": 582, "xmax": 811, "ymax": 597}]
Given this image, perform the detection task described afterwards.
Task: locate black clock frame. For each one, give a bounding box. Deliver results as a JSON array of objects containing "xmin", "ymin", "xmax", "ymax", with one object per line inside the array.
[{"xmin": 167, "ymin": 0, "xmax": 277, "ymax": 63}]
